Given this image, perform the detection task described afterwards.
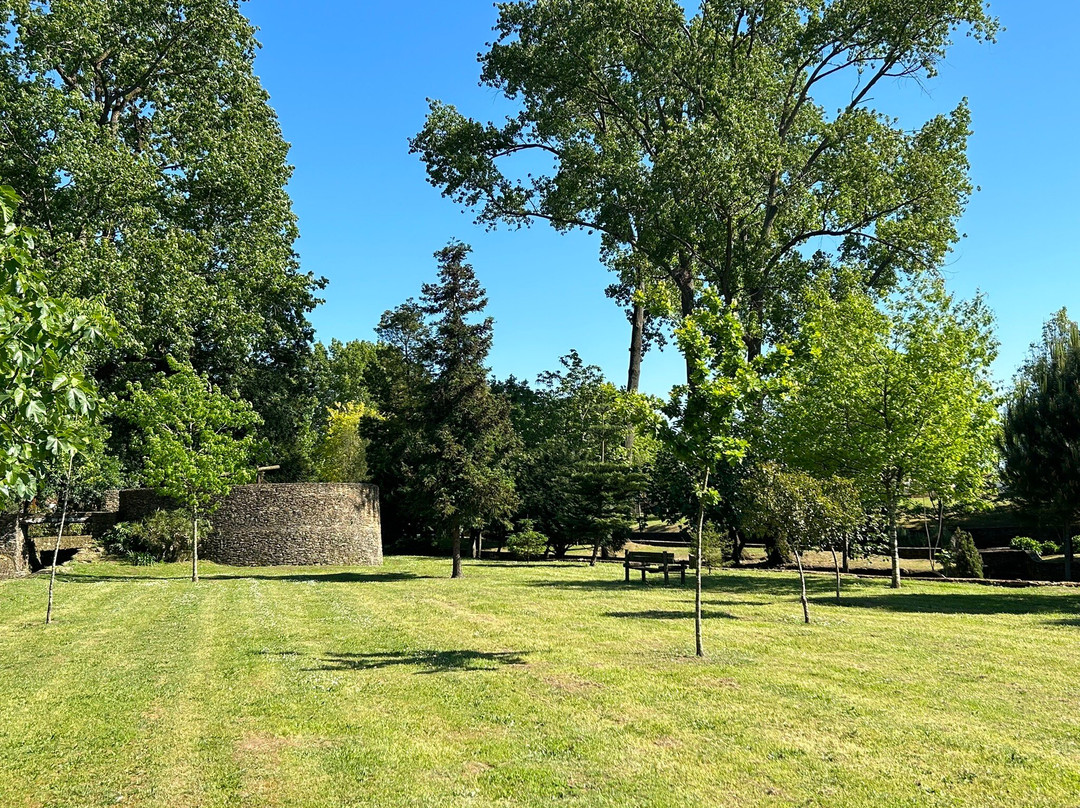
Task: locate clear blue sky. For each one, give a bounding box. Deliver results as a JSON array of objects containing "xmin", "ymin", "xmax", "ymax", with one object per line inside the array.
[{"xmin": 247, "ymin": 0, "xmax": 1079, "ymax": 396}]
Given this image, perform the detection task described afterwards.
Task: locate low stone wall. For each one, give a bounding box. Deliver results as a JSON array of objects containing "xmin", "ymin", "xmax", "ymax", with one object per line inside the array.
[
  {"xmin": 118, "ymin": 483, "xmax": 382, "ymax": 567},
  {"xmin": 0, "ymin": 514, "xmax": 27, "ymax": 579}
]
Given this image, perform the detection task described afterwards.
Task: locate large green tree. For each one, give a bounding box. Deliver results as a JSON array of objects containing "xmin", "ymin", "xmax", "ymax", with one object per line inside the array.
[
  {"xmin": 0, "ymin": 0, "xmax": 322, "ymax": 464},
  {"xmin": 1000, "ymin": 310, "xmax": 1080, "ymax": 580},
  {"xmin": 775, "ymin": 277, "xmax": 999, "ymax": 588},
  {"xmin": 412, "ymin": 0, "xmax": 995, "ymax": 384}
]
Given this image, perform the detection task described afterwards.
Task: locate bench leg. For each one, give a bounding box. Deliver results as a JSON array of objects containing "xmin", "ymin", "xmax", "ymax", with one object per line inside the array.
[
  {"xmin": 664, "ymin": 565, "xmax": 669, "ymax": 584},
  {"xmin": 625, "ymin": 564, "xmax": 629, "ymax": 583},
  {"xmin": 681, "ymin": 567, "xmax": 686, "ymax": 584},
  {"xmin": 641, "ymin": 568, "xmax": 646, "ymax": 582}
]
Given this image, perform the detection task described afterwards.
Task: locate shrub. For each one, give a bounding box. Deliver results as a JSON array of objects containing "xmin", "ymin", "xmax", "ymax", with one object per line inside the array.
[
  {"xmin": 695, "ymin": 521, "xmax": 732, "ymax": 568},
  {"xmin": 507, "ymin": 524, "xmax": 548, "ymax": 560},
  {"xmin": 943, "ymin": 528, "xmax": 983, "ymax": 578},
  {"xmin": 1010, "ymin": 536, "xmax": 1042, "ymax": 555},
  {"xmin": 99, "ymin": 510, "xmax": 193, "ymax": 563}
]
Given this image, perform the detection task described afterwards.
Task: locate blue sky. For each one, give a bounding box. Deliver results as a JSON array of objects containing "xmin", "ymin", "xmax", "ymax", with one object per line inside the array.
[{"xmin": 247, "ymin": 0, "xmax": 1079, "ymax": 396}]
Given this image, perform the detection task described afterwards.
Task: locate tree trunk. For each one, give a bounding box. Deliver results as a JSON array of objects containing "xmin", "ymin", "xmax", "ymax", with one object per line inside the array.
[
  {"xmin": 1065, "ymin": 526, "xmax": 1074, "ymax": 583},
  {"xmin": 888, "ymin": 501, "xmax": 900, "ymax": 589},
  {"xmin": 624, "ymin": 298, "xmax": 645, "ymax": 455},
  {"xmin": 794, "ymin": 548, "xmax": 810, "ymax": 624},
  {"xmin": 45, "ymin": 454, "xmax": 75, "ymax": 624},
  {"xmin": 191, "ymin": 507, "xmax": 199, "ymax": 583},
  {"xmin": 675, "ymin": 252, "xmax": 696, "ymax": 386},
  {"xmin": 451, "ymin": 525, "xmax": 463, "ymax": 579},
  {"xmin": 589, "ymin": 540, "xmax": 600, "ymax": 566},
  {"xmin": 830, "ymin": 547, "xmax": 841, "ymax": 602},
  {"xmin": 694, "ymin": 467, "xmax": 709, "ymax": 658},
  {"xmin": 842, "ymin": 536, "xmax": 850, "ymax": 573}
]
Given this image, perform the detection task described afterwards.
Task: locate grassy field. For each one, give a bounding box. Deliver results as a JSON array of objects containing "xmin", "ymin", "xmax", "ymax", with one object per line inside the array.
[{"xmin": 2, "ymin": 557, "xmax": 1079, "ymax": 807}]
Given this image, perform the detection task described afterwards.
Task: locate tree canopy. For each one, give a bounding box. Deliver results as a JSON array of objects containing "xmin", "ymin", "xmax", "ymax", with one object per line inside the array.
[{"xmin": 0, "ymin": 0, "xmax": 322, "ymax": 464}]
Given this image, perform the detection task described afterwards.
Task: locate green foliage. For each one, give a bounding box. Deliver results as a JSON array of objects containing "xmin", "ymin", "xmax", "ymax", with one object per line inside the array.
[
  {"xmin": 116, "ymin": 361, "xmax": 260, "ymax": 516},
  {"xmin": 775, "ymin": 276, "xmax": 999, "ymax": 585},
  {"xmin": 101, "ymin": 510, "xmax": 192, "ymax": 564},
  {"xmin": 0, "ymin": 2, "xmax": 323, "ymax": 467},
  {"xmin": 413, "ymin": 0, "xmax": 995, "ymax": 357},
  {"xmin": 660, "ymin": 289, "xmax": 790, "ymax": 505},
  {"xmin": 1001, "ymin": 310, "xmax": 1080, "ymax": 524},
  {"xmin": 506, "ymin": 522, "xmax": 548, "ymax": 561},
  {"xmin": 0, "ymin": 185, "xmax": 113, "ymax": 501},
  {"xmin": 312, "ymin": 402, "xmax": 380, "ymax": 483},
  {"xmin": 1009, "ymin": 537, "xmax": 1059, "ymax": 557},
  {"xmin": 740, "ymin": 462, "xmax": 864, "ymax": 557},
  {"xmin": 696, "ymin": 521, "xmax": 732, "ymax": 569},
  {"xmin": 942, "ymin": 529, "xmax": 984, "ymax": 579}
]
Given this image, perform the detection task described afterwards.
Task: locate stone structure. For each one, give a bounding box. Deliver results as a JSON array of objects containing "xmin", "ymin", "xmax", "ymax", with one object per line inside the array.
[
  {"xmin": 119, "ymin": 483, "xmax": 382, "ymax": 567},
  {"xmin": 0, "ymin": 514, "xmax": 27, "ymax": 579}
]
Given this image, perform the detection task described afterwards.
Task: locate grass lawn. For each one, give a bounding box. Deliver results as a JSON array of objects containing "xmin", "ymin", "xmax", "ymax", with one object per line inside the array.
[{"xmin": 2, "ymin": 557, "xmax": 1080, "ymax": 807}]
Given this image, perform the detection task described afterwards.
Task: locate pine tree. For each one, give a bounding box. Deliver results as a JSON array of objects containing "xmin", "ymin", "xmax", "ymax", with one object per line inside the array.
[{"xmin": 417, "ymin": 243, "xmax": 519, "ymax": 578}]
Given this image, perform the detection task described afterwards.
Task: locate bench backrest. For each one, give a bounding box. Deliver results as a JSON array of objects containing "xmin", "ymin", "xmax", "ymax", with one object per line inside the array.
[{"xmin": 625, "ymin": 550, "xmax": 675, "ymax": 563}]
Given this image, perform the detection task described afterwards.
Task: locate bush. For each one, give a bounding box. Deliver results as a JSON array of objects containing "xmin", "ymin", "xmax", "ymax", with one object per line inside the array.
[
  {"xmin": 1010, "ymin": 536, "xmax": 1042, "ymax": 555},
  {"xmin": 695, "ymin": 521, "xmax": 732, "ymax": 568},
  {"xmin": 100, "ymin": 510, "xmax": 192, "ymax": 563},
  {"xmin": 506, "ymin": 524, "xmax": 548, "ymax": 560},
  {"xmin": 943, "ymin": 529, "xmax": 983, "ymax": 578}
]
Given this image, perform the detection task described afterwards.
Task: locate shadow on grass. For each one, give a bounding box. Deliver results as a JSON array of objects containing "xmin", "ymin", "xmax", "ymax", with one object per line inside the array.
[
  {"xmin": 834, "ymin": 590, "xmax": 1080, "ymax": 616},
  {"xmin": 604, "ymin": 609, "xmax": 737, "ymax": 620},
  {"xmin": 529, "ymin": 571, "xmax": 798, "ymax": 599},
  {"xmin": 312, "ymin": 649, "xmax": 529, "ymax": 674},
  {"xmin": 53, "ymin": 570, "xmax": 425, "ymax": 584}
]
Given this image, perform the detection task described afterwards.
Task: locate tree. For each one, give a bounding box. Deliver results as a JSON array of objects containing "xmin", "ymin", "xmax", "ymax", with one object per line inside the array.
[
  {"xmin": 569, "ymin": 461, "xmax": 648, "ymax": 565},
  {"xmin": 0, "ymin": 1, "xmax": 322, "ymax": 465},
  {"xmin": 116, "ymin": 361, "xmax": 260, "ymax": 582},
  {"xmin": 741, "ymin": 462, "xmax": 863, "ymax": 621},
  {"xmin": 1000, "ymin": 310, "xmax": 1080, "ymax": 580},
  {"xmin": 312, "ymin": 402, "xmax": 381, "ymax": 484},
  {"xmin": 660, "ymin": 289, "xmax": 789, "ymax": 656},
  {"xmin": 412, "ymin": 0, "xmax": 995, "ymax": 382},
  {"xmin": 0, "ymin": 185, "xmax": 112, "ymax": 501},
  {"xmin": 775, "ymin": 277, "xmax": 999, "ymax": 588},
  {"xmin": 416, "ymin": 243, "xmax": 519, "ymax": 578}
]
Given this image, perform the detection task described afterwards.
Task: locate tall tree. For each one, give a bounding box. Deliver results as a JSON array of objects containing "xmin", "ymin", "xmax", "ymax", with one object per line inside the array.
[
  {"xmin": 775, "ymin": 277, "xmax": 999, "ymax": 588},
  {"xmin": 116, "ymin": 361, "xmax": 260, "ymax": 582},
  {"xmin": 1000, "ymin": 310, "xmax": 1080, "ymax": 581},
  {"xmin": 416, "ymin": 243, "xmax": 519, "ymax": 578},
  {"xmin": 411, "ymin": 0, "xmax": 995, "ymax": 379},
  {"xmin": 0, "ymin": 0, "xmax": 322, "ymax": 463}
]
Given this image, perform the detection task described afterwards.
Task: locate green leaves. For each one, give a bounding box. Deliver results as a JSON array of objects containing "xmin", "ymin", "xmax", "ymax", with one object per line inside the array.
[
  {"xmin": 115, "ymin": 361, "xmax": 260, "ymax": 514},
  {"xmin": 0, "ymin": 187, "xmax": 113, "ymax": 500}
]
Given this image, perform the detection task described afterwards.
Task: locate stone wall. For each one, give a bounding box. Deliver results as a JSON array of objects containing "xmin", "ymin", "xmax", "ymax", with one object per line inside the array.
[
  {"xmin": 0, "ymin": 514, "xmax": 27, "ymax": 579},
  {"xmin": 118, "ymin": 483, "xmax": 382, "ymax": 567}
]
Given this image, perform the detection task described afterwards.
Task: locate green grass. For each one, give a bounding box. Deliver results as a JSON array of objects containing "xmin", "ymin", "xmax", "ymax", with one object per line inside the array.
[{"xmin": 2, "ymin": 557, "xmax": 1080, "ymax": 807}]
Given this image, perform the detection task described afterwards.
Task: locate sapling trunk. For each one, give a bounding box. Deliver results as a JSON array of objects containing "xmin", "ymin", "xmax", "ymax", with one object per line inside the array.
[
  {"xmin": 830, "ymin": 547, "xmax": 841, "ymax": 602},
  {"xmin": 888, "ymin": 499, "xmax": 900, "ymax": 589},
  {"xmin": 590, "ymin": 540, "xmax": 600, "ymax": 567},
  {"xmin": 694, "ymin": 467, "xmax": 709, "ymax": 658},
  {"xmin": 45, "ymin": 454, "xmax": 75, "ymax": 625},
  {"xmin": 794, "ymin": 547, "xmax": 810, "ymax": 624},
  {"xmin": 191, "ymin": 506, "xmax": 199, "ymax": 583}
]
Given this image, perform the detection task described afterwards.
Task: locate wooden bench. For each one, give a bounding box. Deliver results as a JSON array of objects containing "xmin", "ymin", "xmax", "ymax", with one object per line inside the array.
[{"xmin": 624, "ymin": 550, "xmax": 688, "ymax": 584}]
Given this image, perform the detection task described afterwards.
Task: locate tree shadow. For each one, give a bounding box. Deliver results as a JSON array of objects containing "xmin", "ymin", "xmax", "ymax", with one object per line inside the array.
[
  {"xmin": 52, "ymin": 570, "xmax": 425, "ymax": 584},
  {"xmin": 529, "ymin": 572, "xmax": 798, "ymax": 599},
  {"xmin": 311, "ymin": 649, "xmax": 529, "ymax": 674},
  {"xmin": 604, "ymin": 609, "xmax": 737, "ymax": 620},
  {"xmin": 835, "ymin": 590, "xmax": 1080, "ymax": 617}
]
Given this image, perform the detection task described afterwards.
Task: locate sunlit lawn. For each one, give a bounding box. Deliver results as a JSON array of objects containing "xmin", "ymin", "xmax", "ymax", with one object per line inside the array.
[{"xmin": 2, "ymin": 556, "xmax": 1079, "ymax": 807}]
